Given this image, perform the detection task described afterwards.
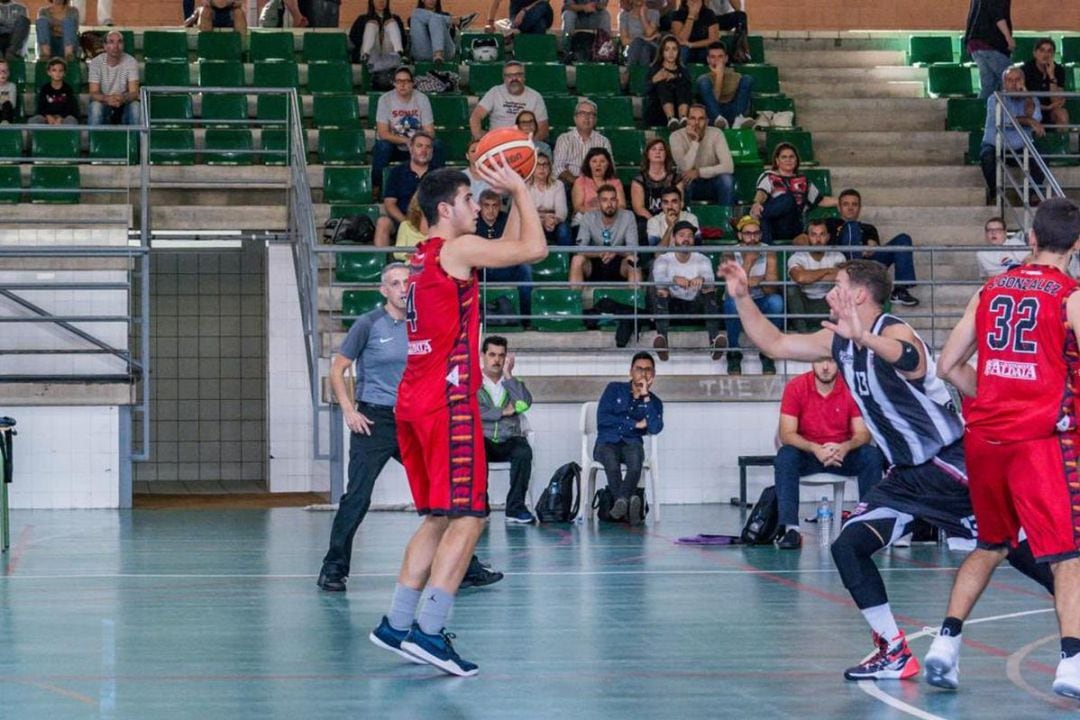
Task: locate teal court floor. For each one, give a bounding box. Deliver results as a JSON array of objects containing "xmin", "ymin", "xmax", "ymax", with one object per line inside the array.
[{"xmin": 0, "ymin": 504, "xmax": 1075, "ymax": 719}]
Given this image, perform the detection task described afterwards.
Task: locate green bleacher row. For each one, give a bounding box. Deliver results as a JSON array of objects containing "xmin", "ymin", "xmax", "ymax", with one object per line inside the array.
[{"xmin": 906, "ymin": 33, "xmax": 1080, "ymax": 67}]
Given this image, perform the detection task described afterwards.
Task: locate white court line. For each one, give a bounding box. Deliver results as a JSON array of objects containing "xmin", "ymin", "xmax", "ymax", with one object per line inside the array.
[
  {"xmin": 858, "ymin": 607, "xmax": 1056, "ymax": 719},
  {"xmin": 1005, "ymin": 633, "xmax": 1078, "ymax": 709}
]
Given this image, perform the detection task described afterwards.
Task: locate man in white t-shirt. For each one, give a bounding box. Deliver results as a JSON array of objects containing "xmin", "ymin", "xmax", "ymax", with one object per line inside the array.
[
  {"xmin": 976, "ymin": 216, "xmax": 1029, "ymax": 279},
  {"xmin": 372, "ymin": 66, "xmax": 436, "ymax": 196},
  {"xmin": 651, "ymin": 221, "xmax": 723, "ymax": 361},
  {"xmin": 645, "ymin": 186, "xmax": 699, "ymax": 247},
  {"xmin": 87, "ymin": 30, "xmax": 139, "ymax": 125},
  {"xmin": 469, "ymin": 61, "xmax": 549, "ymax": 142},
  {"xmin": 786, "ymin": 218, "xmax": 845, "ymax": 333}
]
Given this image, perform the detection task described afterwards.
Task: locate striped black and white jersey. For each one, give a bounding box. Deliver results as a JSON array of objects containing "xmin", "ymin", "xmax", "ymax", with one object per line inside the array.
[{"xmin": 831, "ymin": 313, "xmax": 964, "ymax": 467}]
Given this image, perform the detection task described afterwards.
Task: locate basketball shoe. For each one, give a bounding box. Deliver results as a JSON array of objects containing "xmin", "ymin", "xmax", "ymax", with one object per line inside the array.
[
  {"xmin": 400, "ymin": 627, "xmax": 479, "ymax": 677},
  {"xmin": 1053, "ymin": 652, "xmax": 1080, "ymax": 699},
  {"xmin": 369, "ymin": 617, "xmax": 426, "ymax": 664},
  {"xmin": 844, "ymin": 631, "xmax": 920, "ymax": 681},
  {"xmin": 924, "ymin": 631, "xmax": 961, "ymax": 689}
]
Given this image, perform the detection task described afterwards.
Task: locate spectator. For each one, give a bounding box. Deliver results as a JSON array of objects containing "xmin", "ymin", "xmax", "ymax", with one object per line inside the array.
[
  {"xmin": 70, "ymin": 0, "xmax": 110, "ymax": 26},
  {"xmin": 707, "ymin": 0, "xmax": 749, "ymax": 62},
  {"xmin": 750, "ymin": 142, "xmax": 836, "ymax": 244},
  {"xmin": 394, "ymin": 195, "xmax": 426, "ymax": 261},
  {"xmin": 34, "ymin": 0, "xmax": 77, "ymax": 61},
  {"xmin": 562, "ymin": 0, "xmax": 611, "ymax": 36},
  {"xmin": 515, "ymin": 109, "xmax": 551, "ymax": 158},
  {"xmin": 193, "ymin": 0, "xmax": 247, "ymax": 33},
  {"xmin": 975, "ymin": 215, "xmax": 1028, "ymax": 278},
  {"xmin": 571, "ymin": 147, "xmax": 625, "ymax": 224},
  {"xmin": 553, "ymin": 99, "xmax": 611, "ymax": 187},
  {"xmin": 786, "ymin": 219, "xmax": 844, "ymax": 333},
  {"xmin": 1021, "ymin": 38, "xmax": 1069, "ymax": 132},
  {"xmin": 570, "ymin": 184, "xmax": 640, "ymax": 287},
  {"xmin": 478, "ymin": 336, "xmax": 536, "ymax": 524},
  {"xmin": 630, "ymin": 138, "xmax": 682, "ymax": 240},
  {"xmin": 619, "ymin": 0, "xmax": 660, "ymax": 67},
  {"xmin": 464, "ymin": 139, "xmax": 494, "ymax": 200},
  {"xmin": 695, "ymin": 41, "xmax": 753, "ymax": 129},
  {"xmin": 28, "ymin": 57, "xmax": 77, "ymax": 124},
  {"xmin": 409, "ymin": 0, "xmax": 474, "ymax": 62},
  {"xmin": 257, "ymin": 0, "xmax": 309, "ymax": 28},
  {"xmin": 720, "ymin": 215, "xmax": 782, "ymax": 375},
  {"xmin": 349, "ymin": 0, "xmax": 405, "ymax": 63},
  {"xmin": 980, "ymin": 69, "xmax": 1047, "ymax": 205},
  {"xmin": 594, "ymin": 352, "xmax": 663, "ymax": 526},
  {"xmin": 827, "ymin": 188, "xmax": 920, "ymax": 307},
  {"xmin": 372, "ymin": 66, "xmax": 436, "ymax": 198},
  {"xmin": 773, "ymin": 357, "xmax": 885, "ymax": 550},
  {"xmin": 652, "ymin": 220, "xmax": 724, "ymax": 361},
  {"xmin": 964, "ymin": 0, "xmax": 1013, "ymax": 100},
  {"xmin": 645, "ymin": 33, "xmax": 693, "ymax": 129},
  {"xmin": 470, "ymin": 61, "xmax": 550, "ymax": 142},
  {"xmin": 298, "ymin": 0, "xmax": 343, "ymax": 27},
  {"xmin": 669, "ymin": 0, "xmax": 717, "ymax": 65},
  {"xmin": 477, "ymin": 189, "xmax": 533, "ymax": 319},
  {"xmin": 669, "ymin": 103, "xmax": 734, "ymax": 205},
  {"xmin": 646, "ymin": 186, "xmax": 698, "ymax": 246},
  {"xmin": 527, "ymin": 149, "xmax": 572, "ymax": 245},
  {"xmin": 484, "ymin": 0, "xmax": 553, "ymax": 36},
  {"xmin": 0, "ymin": 59, "xmax": 16, "ymax": 122},
  {"xmin": 87, "ymin": 30, "xmax": 139, "ymax": 126},
  {"xmin": 375, "ymin": 132, "xmax": 440, "ymax": 247},
  {"xmin": 0, "ymin": 0, "xmax": 29, "ymax": 61}
]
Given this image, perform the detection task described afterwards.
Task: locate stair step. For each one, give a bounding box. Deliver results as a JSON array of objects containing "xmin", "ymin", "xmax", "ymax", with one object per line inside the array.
[
  {"xmin": 781, "ymin": 80, "xmax": 925, "ymax": 99},
  {"xmin": 823, "ymin": 165, "xmax": 983, "ymax": 187},
  {"xmin": 766, "ymin": 49, "xmax": 906, "ymax": 68},
  {"xmin": 779, "ymin": 66, "xmax": 926, "ymax": 82},
  {"xmin": 812, "ymin": 130, "xmax": 968, "ymax": 165}
]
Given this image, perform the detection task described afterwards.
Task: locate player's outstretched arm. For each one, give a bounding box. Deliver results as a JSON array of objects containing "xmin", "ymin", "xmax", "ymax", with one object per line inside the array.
[
  {"xmin": 718, "ymin": 259, "xmax": 832, "ymax": 362},
  {"xmin": 939, "ymin": 292, "xmax": 980, "ymax": 397}
]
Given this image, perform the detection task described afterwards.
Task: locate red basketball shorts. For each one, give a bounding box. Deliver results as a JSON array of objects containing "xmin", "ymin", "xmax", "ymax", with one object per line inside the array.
[
  {"xmin": 397, "ymin": 399, "xmax": 489, "ymax": 517},
  {"xmin": 965, "ymin": 430, "xmax": 1080, "ymax": 562}
]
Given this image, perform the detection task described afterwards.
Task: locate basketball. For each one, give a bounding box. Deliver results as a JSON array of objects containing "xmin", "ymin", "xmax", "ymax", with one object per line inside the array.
[{"xmin": 475, "ymin": 127, "xmax": 537, "ymax": 180}]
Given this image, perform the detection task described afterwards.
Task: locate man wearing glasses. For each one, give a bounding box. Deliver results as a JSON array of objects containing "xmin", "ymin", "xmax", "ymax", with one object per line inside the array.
[
  {"xmin": 553, "ymin": 99, "xmax": 611, "ymax": 187},
  {"xmin": 470, "ymin": 60, "xmax": 550, "ymax": 142},
  {"xmin": 373, "ymin": 66, "xmax": 437, "ymax": 198}
]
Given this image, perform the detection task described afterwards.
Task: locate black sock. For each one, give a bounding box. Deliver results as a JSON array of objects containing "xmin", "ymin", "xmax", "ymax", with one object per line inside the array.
[
  {"xmin": 1062, "ymin": 636, "xmax": 1080, "ymax": 658},
  {"xmin": 941, "ymin": 617, "xmax": 964, "ymax": 637}
]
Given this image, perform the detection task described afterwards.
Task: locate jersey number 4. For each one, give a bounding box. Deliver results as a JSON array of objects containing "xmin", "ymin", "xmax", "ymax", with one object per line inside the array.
[
  {"xmin": 405, "ymin": 283, "xmax": 418, "ymax": 333},
  {"xmin": 986, "ymin": 295, "xmax": 1039, "ymax": 353}
]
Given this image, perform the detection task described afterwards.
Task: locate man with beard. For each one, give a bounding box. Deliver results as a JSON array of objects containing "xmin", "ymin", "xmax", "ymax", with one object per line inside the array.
[{"xmin": 469, "ymin": 60, "xmax": 550, "ymax": 142}]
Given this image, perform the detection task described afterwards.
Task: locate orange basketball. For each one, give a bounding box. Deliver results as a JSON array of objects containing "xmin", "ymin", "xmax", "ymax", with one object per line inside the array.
[{"xmin": 475, "ymin": 127, "xmax": 537, "ymax": 180}]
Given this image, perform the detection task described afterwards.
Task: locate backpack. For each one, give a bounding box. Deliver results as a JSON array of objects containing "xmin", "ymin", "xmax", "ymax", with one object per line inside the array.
[
  {"xmin": 79, "ymin": 31, "xmax": 106, "ymax": 59},
  {"xmin": 535, "ymin": 462, "xmax": 581, "ymax": 523},
  {"xmin": 414, "ymin": 69, "xmax": 460, "ymax": 94},
  {"xmin": 568, "ymin": 29, "xmax": 618, "ymax": 63},
  {"xmin": 323, "ymin": 215, "xmax": 376, "ymax": 245},
  {"xmin": 740, "ymin": 485, "xmax": 781, "ymax": 544},
  {"xmin": 470, "ymin": 36, "xmax": 499, "ymax": 62},
  {"xmin": 593, "ymin": 485, "xmax": 648, "ymax": 522},
  {"xmin": 592, "ymin": 29, "xmax": 618, "ymax": 63}
]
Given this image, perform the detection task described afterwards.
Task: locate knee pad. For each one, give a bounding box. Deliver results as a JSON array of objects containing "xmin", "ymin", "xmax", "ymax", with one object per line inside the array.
[{"xmin": 831, "ymin": 519, "xmax": 893, "ymax": 608}]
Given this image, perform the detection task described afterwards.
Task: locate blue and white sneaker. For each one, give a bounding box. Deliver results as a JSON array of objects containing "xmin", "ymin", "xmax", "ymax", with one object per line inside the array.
[
  {"xmin": 400, "ymin": 627, "xmax": 479, "ymax": 677},
  {"xmin": 369, "ymin": 617, "xmax": 426, "ymax": 664},
  {"xmin": 506, "ymin": 510, "xmax": 536, "ymax": 525}
]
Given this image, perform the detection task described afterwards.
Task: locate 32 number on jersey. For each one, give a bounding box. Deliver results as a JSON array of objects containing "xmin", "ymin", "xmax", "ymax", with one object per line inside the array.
[
  {"xmin": 405, "ymin": 283, "xmax": 418, "ymax": 333},
  {"xmin": 986, "ymin": 296, "xmax": 1039, "ymax": 354}
]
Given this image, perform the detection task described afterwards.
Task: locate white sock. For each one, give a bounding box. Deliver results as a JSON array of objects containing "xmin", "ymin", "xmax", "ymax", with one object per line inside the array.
[{"xmin": 861, "ymin": 603, "xmax": 901, "ymax": 646}]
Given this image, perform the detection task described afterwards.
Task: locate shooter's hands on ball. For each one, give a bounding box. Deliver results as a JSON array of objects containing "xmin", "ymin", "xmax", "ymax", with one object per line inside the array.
[{"xmin": 476, "ymin": 151, "xmax": 527, "ymax": 195}]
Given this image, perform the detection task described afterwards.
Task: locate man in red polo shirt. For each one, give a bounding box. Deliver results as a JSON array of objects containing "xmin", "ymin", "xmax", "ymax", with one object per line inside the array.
[{"xmin": 774, "ymin": 357, "xmax": 885, "ymax": 549}]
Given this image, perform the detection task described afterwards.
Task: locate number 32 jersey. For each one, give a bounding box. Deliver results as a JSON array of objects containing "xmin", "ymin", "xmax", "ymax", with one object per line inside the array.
[{"xmin": 966, "ymin": 264, "xmax": 1080, "ymax": 441}]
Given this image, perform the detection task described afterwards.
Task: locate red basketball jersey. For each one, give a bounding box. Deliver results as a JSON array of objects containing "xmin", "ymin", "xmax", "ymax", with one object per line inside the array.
[
  {"xmin": 966, "ymin": 264, "xmax": 1080, "ymax": 440},
  {"xmin": 395, "ymin": 236, "xmax": 482, "ymax": 422}
]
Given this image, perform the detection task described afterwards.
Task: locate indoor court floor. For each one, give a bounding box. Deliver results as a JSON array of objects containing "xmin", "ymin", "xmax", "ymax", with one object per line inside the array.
[{"xmin": 0, "ymin": 504, "xmax": 1075, "ymax": 719}]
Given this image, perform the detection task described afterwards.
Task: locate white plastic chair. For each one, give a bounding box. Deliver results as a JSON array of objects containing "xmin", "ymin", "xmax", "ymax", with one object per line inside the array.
[
  {"xmin": 800, "ymin": 473, "xmax": 847, "ymax": 541},
  {"xmin": 487, "ymin": 421, "xmax": 537, "ymax": 511},
  {"xmin": 579, "ymin": 401, "xmax": 661, "ymax": 522}
]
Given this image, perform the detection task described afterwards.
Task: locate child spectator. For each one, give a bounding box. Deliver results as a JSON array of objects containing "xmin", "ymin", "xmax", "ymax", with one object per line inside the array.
[
  {"xmin": 0, "ymin": 58, "xmax": 16, "ymax": 122},
  {"xmin": 28, "ymin": 57, "xmax": 78, "ymax": 124}
]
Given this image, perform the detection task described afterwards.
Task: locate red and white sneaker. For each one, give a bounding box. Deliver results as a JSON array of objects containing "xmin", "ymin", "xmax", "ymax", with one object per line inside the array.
[{"xmin": 844, "ymin": 631, "xmax": 921, "ymax": 681}]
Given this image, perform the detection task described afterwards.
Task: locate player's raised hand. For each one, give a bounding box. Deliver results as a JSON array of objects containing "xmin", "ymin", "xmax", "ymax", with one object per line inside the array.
[
  {"xmin": 717, "ymin": 259, "xmax": 749, "ymax": 300},
  {"xmin": 476, "ymin": 151, "xmax": 527, "ymax": 195},
  {"xmin": 822, "ymin": 284, "xmax": 864, "ymax": 341}
]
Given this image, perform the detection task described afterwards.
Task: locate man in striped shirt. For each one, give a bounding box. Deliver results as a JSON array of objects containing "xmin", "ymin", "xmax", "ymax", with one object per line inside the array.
[{"xmin": 552, "ymin": 99, "xmax": 612, "ymax": 187}]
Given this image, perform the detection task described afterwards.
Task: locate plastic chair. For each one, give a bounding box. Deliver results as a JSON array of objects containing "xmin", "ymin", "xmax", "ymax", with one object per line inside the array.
[
  {"xmin": 197, "ymin": 31, "xmax": 243, "ymax": 62},
  {"xmin": 318, "ymin": 128, "xmax": 366, "ymax": 165},
  {"xmin": 606, "ymin": 128, "xmax": 646, "ymax": 166},
  {"xmin": 467, "ymin": 62, "xmax": 504, "ymax": 95},
  {"xmin": 597, "ymin": 97, "xmax": 636, "ymax": 130},
  {"xmin": 575, "ymin": 63, "xmax": 621, "ymax": 97},
  {"xmin": 250, "ymin": 31, "xmax": 295, "ymax": 62},
  {"xmin": 341, "ymin": 288, "xmax": 384, "ymax": 328},
  {"xmin": 428, "ymin": 94, "xmax": 469, "ymax": 129},
  {"xmin": 927, "ymin": 64, "xmax": 975, "ymax": 98},
  {"xmin": 88, "ymin": 130, "xmax": 139, "ymax": 164},
  {"xmin": 198, "ymin": 61, "xmax": 245, "ymax": 87},
  {"xmin": 201, "ymin": 93, "xmax": 249, "ymax": 126},
  {"xmin": 313, "ymin": 93, "xmax": 360, "ymax": 128},
  {"xmin": 0, "ymin": 129, "xmax": 22, "ymax": 160},
  {"xmin": 738, "ymin": 64, "xmax": 780, "ymax": 95},
  {"xmin": 800, "ymin": 473, "xmax": 847, "ymax": 541},
  {"xmin": 579, "ymin": 401, "xmax": 661, "ymax": 522},
  {"xmin": 946, "ymin": 97, "xmax": 987, "ymax": 132},
  {"xmin": 513, "ymin": 33, "xmax": 558, "ymax": 62},
  {"xmin": 335, "ymin": 252, "xmax": 385, "ymax": 283},
  {"xmin": 0, "ymin": 166, "xmax": 22, "ymax": 203},
  {"xmin": 31, "ymin": 129, "xmax": 79, "ymax": 159},
  {"xmin": 723, "ymin": 128, "xmax": 761, "ymax": 167},
  {"xmin": 544, "ymin": 95, "xmax": 580, "ymax": 134},
  {"xmin": 307, "ymin": 61, "xmax": 354, "ymax": 94},
  {"xmin": 144, "ymin": 61, "xmax": 191, "ymax": 87},
  {"xmin": 324, "ymin": 166, "xmax": 374, "ymax": 204},
  {"xmin": 530, "ymin": 287, "xmax": 583, "ymax": 331},
  {"xmin": 204, "ymin": 129, "xmax": 254, "ymax": 165},
  {"xmin": 148, "ymin": 93, "xmax": 195, "ymax": 127},
  {"xmin": 764, "ymin": 129, "xmax": 815, "ymax": 165},
  {"xmin": 906, "ymin": 35, "xmax": 954, "ymax": 65},
  {"xmin": 523, "ymin": 62, "xmax": 569, "ymax": 95},
  {"xmin": 488, "ymin": 425, "xmax": 538, "ymax": 511},
  {"xmin": 143, "ymin": 30, "xmax": 189, "ymax": 62},
  {"xmin": 29, "ymin": 165, "xmax": 79, "ymax": 203},
  {"xmin": 149, "ymin": 129, "xmax": 196, "ymax": 165},
  {"xmin": 303, "ymin": 32, "xmax": 349, "ymax": 62},
  {"xmin": 803, "ymin": 167, "xmax": 832, "ymax": 197}
]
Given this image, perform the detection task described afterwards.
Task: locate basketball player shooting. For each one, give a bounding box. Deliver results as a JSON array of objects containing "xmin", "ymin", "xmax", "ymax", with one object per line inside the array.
[{"xmin": 368, "ymin": 154, "xmax": 547, "ymax": 677}]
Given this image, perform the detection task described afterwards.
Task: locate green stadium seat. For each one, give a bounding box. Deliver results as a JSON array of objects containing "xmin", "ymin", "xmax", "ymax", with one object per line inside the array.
[
  {"xmin": 318, "ymin": 128, "xmax": 366, "ymax": 165},
  {"xmin": 31, "ymin": 129, "xmax": 79, "ymax": 159},
  {"xmin": 1034, "ymin": 132, "xmax": 1076, "ymax": 166},
  {"xmin": 693, "ymin": 204, "xmax": 737, "ymax": 244},
  {"xmin": 438, "ymin": 128, "xmax": 473, "ymax": 164},
  {"xmin": 198, "ymin": 60, "xmax": 245, "ymax": 87},
  {"xmin": 531, "ymin": 288, "xmax": 583, "ymax": 331},
  {"xmin": 143, "ymin": 31, "xmax": 189, "ymax": 62},
  {"xmin": 148, "ymin": 93, "xmax": 194, "ymax": 127},
  {"xmin": 513, "ymin": 33, "xmax": 559, "ymax": 62},
  {"xmin": 149, "ymin": 129, "xmax": 196, "ymax": 165},
  {"xmin": 117, "ymin": 30, "xmax": 135, "ymax": 57},
  {"xmin": 429, "ymin": 94, "xmax": 469, "ymax": 128},
  {"xmin": 35, "ymin": 59, "xmax": 82, "ymax": 90},
  {"xmin": 965, "ymin": 130, "xmax": 983, "ymax": 165},
  {"xmin": 523, "ymin": 63, "xmax": 568, "ymax": 95},
  {"xmin": 303, "ymin": 32, "xmax": 349, "ymax": 62},
  {"xmin": 722, "ymin": 128, "xmax": 760, "ymax": 166},
  {"xmin": 906, "ymin": 35, "xmax": 954, "ymax": 65},
  {"xmin": 628, "ymin": 64, "xmax": 649, "ymax": 96},
  {"xmin": 0, "ymin": 129, "xmax": 24, "ymax": 160},
  {"xmin": 5, "ymin": 58, "xmax": 25, "ymax": 88},
  {"xmin": 686, "ymin": 63, "xmax": 709, "ymax": 83},
  {"xmin": 89, "ymin": 130, "xmax": 139, "ymax": 164},
  {"xmin": 615, "ymin": 165, "xmax": 637, "ymax": 190},
  {"xmin": 544, "ymin": 95, "xmax": 579, "ymax": 133},
  {"xmin": 1062, "ymin": 36, "xmax": 1080, "ymax": 65},
  {"xmin": 259, "ymin": 128, "xmax": 289, "ymax": 165},
  {"xmin": 606, "ymin": 128, "xmax": 645, "ymax": 166},
  {"xmin": 197, "ymin": 31, "xmax": 243, "ymax": 62},
  {"xmin": 531, "ymin": 252, "xmax": 570, "ymax": 282},
  {"xmin": 946, "ymin": 97, "xmax": 987, "ymax": 131},
  {"xmin": 0, "ymin": 165, "xmax": 19, "ymax": 203},
  {"xmin": 593, "ymin": 287, "xmax": 645, "ymax": 321},
  {"xmin": 341, "ymin": 289, "xmax": 385, "ymax": 328},
  {"xmin": 329, "ymin": 203, "xmax": 383, "ymax": 221},
  {"xmin": 734, "ymin": 165, "xmax": 763, "ymax": 204},
  {"xmin": 204, "ymin": 129, "xmax": 254, "ymax": 165},
  {"xmin": 806, "ymin": 205, "xmax": 840, "ymax": 221},
  {"xmin": 364, "ymin": 91, "xmax": 381, "ymax": 129},
  {"xmin": 752, "ymin": 94, "xmax": 796, "ymax": 120},
  {"xmin": 335, "ymin": 253, "xmax": 384, "ymax": 283},
  {"xmin": 927, "ymin": 64, "xmax": 975, "ymax": 98},
  {"xmin": 597, "ymin": 97, "xmax": 635, "ymax": 129},
  {"xmin": 803, "ymin": 167, "xmax": 832, "ymax": 196},
  {"xmin": 145, "ymin": 61, "xmax": 191, "ymax": 87},
  {"xmin": 307, "ymin": 61, "xmax": 353, "ymax": 93},
  {"xmin": 201, "ymin": 93, "xmax": 248, "ymax": 126},
  {"xmin": 764, "ymin": 129, "xmax": 815, "ymax": 165},
  {"xmin": 250, "ymin": 31, "xmax": 295, "ymax": 62},
  {"xmin": 30, "ymin": 165, "xmax": 79, "ymax": 203},
  {"xmin": 323, "ymin": 166, "xmax": 373, "ymax": 204},
  {"xmin": 739, "ymin": 64, "xmax": 780, "ymax": 95},
  {"xmin": 254, "ymin": 60, "xmax": 299, "ymax": 88},
  {"xmin": 467, "ymin": 62, "xmax": 504, "ymax": 95},
  {"xmin": 313, "ymin": 93, "xmax": 359, "ymax": 128},
  {"xmin": 575, "ymin": 63, "xmax": 621, "ymax": 96},
  {"xmin": 1011, "ymin": 36, "xmax": 1043, "ymax": 65},
  {"xmin": 461, "ymin": 32, "xmax": 505, "ymax": 61},
  {"xmin": 745, "ymin": 35, "xmax": 765, "ymax": 64},
  {"xmin": 1066, "ymin": 65, "xmax": 1080, "ymax": 92},
  {"xmin": 480, "ymin": 286, "xmax": 521, "ymax": 329}
]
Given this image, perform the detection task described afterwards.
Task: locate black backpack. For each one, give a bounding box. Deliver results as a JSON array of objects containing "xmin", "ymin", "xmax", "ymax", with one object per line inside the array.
[
  {"xmin": 593, "ymin": 486, "xmax": 648, "ymax": 523},
  {"xmin": 535, "ymin": 462, "xmax": 581, "ymax": 523},
  {"xmin": 740, "ymin": 485, "xmax": 781, "ymax": 544},
  {"xmin": 323, "ymin": 215, "xmax": 376, "ymax": 245}
]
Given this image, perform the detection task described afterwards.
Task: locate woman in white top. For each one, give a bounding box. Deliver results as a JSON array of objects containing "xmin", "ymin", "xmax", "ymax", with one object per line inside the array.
[{"xmin": 526, "ymin": 150, "xmax": 571, "ymax": 245}]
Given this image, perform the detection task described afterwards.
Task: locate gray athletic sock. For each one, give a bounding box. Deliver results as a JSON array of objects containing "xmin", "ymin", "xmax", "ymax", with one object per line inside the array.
[
  {"xmin": 387, "ymin": 583, "xmax": 422, "ymax": 632},
  {"xmin": 417, "ymin": 587, "xmax": 455, "ymax": 636}
]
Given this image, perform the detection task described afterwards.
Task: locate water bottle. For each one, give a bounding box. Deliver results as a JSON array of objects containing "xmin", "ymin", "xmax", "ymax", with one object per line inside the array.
[{"xmin": 817, "ymin": 496, "xmax": 833, "ymax": 547}]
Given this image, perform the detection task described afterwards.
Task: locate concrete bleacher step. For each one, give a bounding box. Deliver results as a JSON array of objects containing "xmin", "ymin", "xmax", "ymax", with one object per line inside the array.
[
  {"xmin": 812, "ymin": 130, "xmax": 968, "ymax": 165},
  {"xmin": 149, "ymin": 205, "xmax": 287, "ymax": 231},
  {"xmin": 780, "ymin": 80, "xmax": 925, "ymax": 99},
  {"xmin": 763, "ymin": 35, "xmax": 907, "ymax": 53},
  {"xmin": 795, "ymin": 97, "xmax": 946, "ymax": 132},
  {"xmin": 778, "ymin": 66, "xmax": 927, "ymax": 82},
  {"xmin": 765, "ymin": 50, "xmax": 906, "ymax": 68}
]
